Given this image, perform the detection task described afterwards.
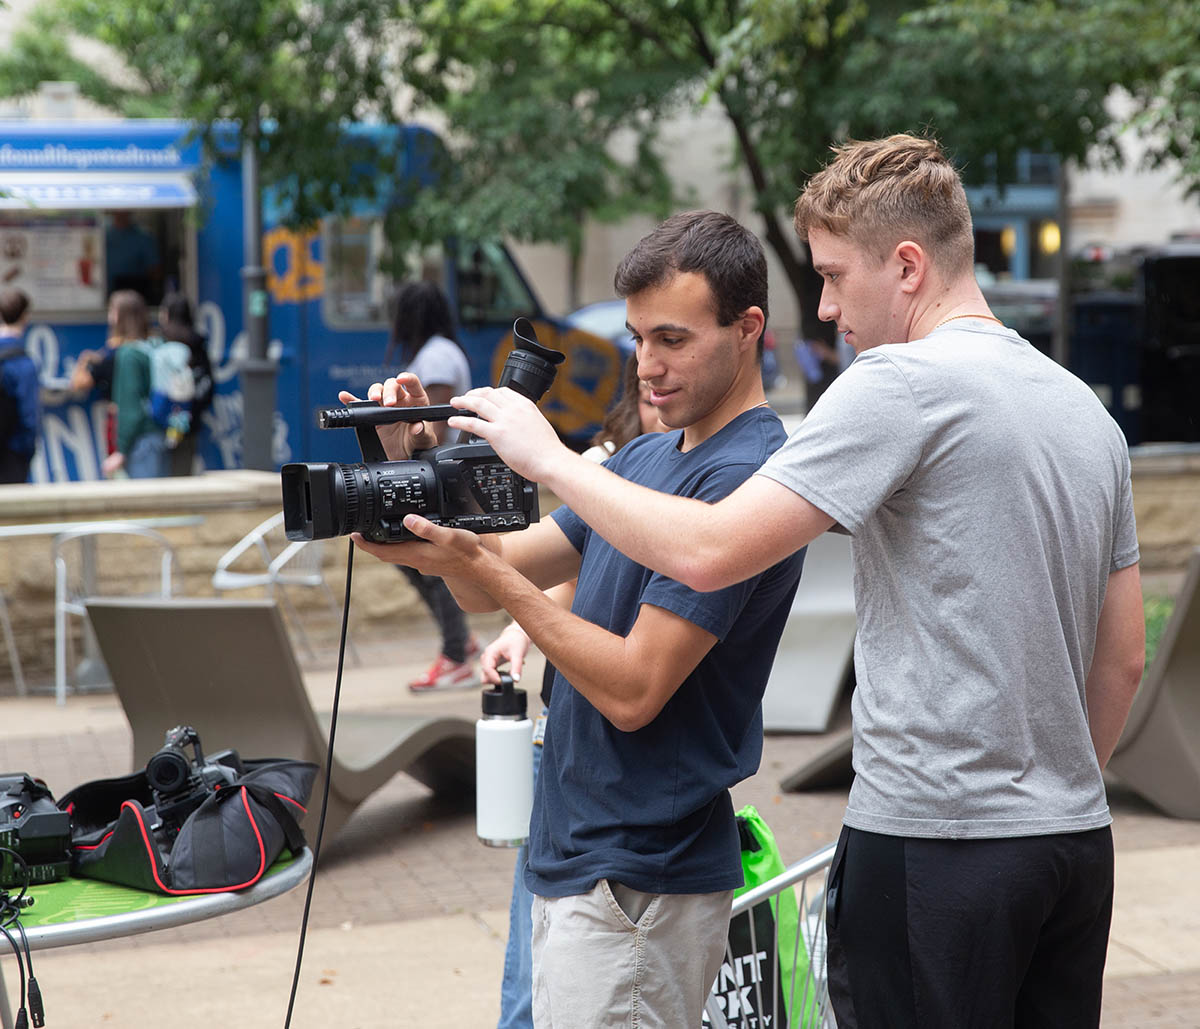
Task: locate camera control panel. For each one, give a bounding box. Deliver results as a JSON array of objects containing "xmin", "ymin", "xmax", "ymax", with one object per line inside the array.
[{"xmin": 377, "ymin": 472, "xmax": 430, "ymax": 512}]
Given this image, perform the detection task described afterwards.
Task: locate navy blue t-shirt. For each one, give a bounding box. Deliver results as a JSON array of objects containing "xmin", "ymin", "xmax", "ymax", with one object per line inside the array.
[{"xmin": 526, "ymin": 407, "xmax": 805, "ymax": 898}]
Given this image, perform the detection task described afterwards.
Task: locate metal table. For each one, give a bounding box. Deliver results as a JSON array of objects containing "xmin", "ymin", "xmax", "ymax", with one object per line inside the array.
[{"xmin": 0, "ymin": 848, "xmax": 312, "ymax": 1028}]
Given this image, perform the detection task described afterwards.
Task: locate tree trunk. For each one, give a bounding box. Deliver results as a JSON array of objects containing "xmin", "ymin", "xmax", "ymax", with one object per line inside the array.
[{"xmin": 567, "ymin": 238, "xmax": 582, "ymax": 312}]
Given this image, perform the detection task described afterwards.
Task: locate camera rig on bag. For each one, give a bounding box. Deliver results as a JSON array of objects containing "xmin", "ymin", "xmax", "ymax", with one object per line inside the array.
[{"xmin": 144, "ymin": 725, "xmax": 243, "ymax": 839}]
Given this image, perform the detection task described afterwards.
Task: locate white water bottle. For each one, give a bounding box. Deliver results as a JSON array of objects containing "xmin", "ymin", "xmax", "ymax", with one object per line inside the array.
[{"xmin": 475, "ymin": 673, "xmax": 534, "ymax": 847}]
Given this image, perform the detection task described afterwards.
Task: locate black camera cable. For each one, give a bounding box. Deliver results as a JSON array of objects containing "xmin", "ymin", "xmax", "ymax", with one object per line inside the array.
[
  {"xmin": 1, "ymin": 847, "xmax": 43, "ymax": 1027},
  {"xmin": 283, "ymin": 538, "xmax": 355, "ymax": 1028}
]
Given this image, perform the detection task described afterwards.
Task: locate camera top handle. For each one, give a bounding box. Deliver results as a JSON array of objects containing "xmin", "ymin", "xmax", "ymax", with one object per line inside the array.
[
  {"xmin": 316, "ymin": 317, "xmax": 565, "ymax": 464},
  {"xmin": 317, "ymin": 402, "xmax": 475, "ymax": 464},
  {"xmin": 318, "ymin": 403, "xmax": 469, "ymax": 430}
]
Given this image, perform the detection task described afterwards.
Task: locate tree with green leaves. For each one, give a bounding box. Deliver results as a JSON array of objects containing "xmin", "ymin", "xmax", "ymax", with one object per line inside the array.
[
  {"xmin": 6, "ymin": 0, "xmax": 1191, "ymax": 329},
  {"xmin": 388, "ymin": 1, "xmax": 686, "ymax": 308},
  {"xmin": 393, "ymin": 0, "xmax": 1185, "ymax": 336},
  {"xmin": 0, "ymin": 0, "xmax": 404, "ymax": 467},
  {"xmin": 0, "ymin": 0, "xmax": 399, "ymax": 227},
  {"xmin": 915, "ymin": 0, "xmax": 1200, "ymax": 198}
]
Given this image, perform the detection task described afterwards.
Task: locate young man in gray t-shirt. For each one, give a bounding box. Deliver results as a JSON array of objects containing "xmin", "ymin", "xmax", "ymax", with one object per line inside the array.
[{"xmin": 446, "ymin": 135, "xmax": 1145, "ymax": 1028}]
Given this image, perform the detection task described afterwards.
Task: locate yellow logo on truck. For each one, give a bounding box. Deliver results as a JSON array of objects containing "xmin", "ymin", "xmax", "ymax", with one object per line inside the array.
[
  {"xmin": 264, "ymin": 227, "xmax": 324, "ymax": 304},
  {"xmin": 490, "ymin": 321, "xmax": 624, "ymax": 441}
]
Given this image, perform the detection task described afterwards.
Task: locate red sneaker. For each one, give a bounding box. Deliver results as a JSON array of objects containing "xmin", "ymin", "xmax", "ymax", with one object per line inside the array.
[{"xmin": 408, "ymin": 653, "xmax": 478, "ymax": 692}]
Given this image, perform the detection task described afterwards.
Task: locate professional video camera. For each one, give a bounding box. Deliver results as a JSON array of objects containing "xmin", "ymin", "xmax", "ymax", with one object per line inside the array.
[
  {"xmin": 0, "ymin": 775, "xmax": 71, "ymax": 886},
  {"xmin": 144, "ymin": 725, "xmax": 243, "ymax": 839},
  {"xmin": 281, "ymin": 317, "xmax": 564, "ymax": 544}
]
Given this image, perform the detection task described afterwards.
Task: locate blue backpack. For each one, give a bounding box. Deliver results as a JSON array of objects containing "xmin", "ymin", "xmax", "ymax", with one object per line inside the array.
[{"xmin": 135, "ymin": 338, "xmax": 196, "ymax": 442}]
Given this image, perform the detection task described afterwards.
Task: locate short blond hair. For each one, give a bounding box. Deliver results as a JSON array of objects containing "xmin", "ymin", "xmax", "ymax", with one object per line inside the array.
[{"xmin": 794, "ymin": 134, "xmax": 975, "ymax": 279}]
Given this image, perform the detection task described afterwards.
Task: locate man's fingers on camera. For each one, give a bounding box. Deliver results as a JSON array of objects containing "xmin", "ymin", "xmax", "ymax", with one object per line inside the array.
[
  {"xmin": 453, "ymin": 386, "xmax": 494, "ymax": 405},
  {"xmin": 383, "ymin": 372, "xmax": 431, "ymax": 408},
  {"xmin": 401, "ymin": 516, "xmax": 484, "ymax": 562},
  {"xmin": 401, "ymin": 514, "xmax": 473, "ymax": 547},
  {"xmin": 407, "ymin": 422, "xmax": 438, "ymax": 450},
  {"xmin": 349, "ymin": 532, "xmax": 404, "ymax": 564},
  {"xmin": 398, "ymin": 372, "xmax": 431, "ymax": 400},
  {"xmin": 447, "ymin": 413, "xmax": 485, "ymax": 437},
  {"xmin": 451, "ymin": 387, "xmax": 503, "ymax": 416},
  {"xmin": 338, "ymin": 390, "xmax": 362, "ymax": 405}
]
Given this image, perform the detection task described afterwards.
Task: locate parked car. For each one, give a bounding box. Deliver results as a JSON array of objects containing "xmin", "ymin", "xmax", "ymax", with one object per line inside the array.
[
  {"xmin": 565, "ymin": 299, "xmax": 635, "ymax": 355},
  {"xmin": 982, "ymin": 278, "xmax": 1058, "ymax": 354}
]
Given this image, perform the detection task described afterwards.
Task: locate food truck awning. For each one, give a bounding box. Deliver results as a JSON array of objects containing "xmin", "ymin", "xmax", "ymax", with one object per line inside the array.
[{"xmin": 0, "ymin": 171, "xmax": 197, "ymax": 209}]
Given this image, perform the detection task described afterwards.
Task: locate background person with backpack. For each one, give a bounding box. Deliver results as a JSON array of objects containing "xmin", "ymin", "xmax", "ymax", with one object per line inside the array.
[
  {"xmin": 0, "ymin": 287, "xmax": 42, "ymax": 484},
  {"xmin": 158, "ymin": 292, "xmax": 213, "ymax": 476},
  {"xmin": 102, "ymin": 290, "xmax": 169, "ymax": 479}
]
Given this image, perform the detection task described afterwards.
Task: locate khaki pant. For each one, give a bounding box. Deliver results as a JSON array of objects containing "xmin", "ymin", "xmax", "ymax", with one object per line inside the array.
[{"xmin": 531, "ymin": 880, "xmax": 733, "ymax": 1028}]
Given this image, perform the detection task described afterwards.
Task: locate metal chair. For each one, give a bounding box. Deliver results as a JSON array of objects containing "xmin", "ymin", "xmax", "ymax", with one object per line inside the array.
[
  {"xmin": 0, "ymin": 590, "xmax": 27, "ymax": 696},
  {"xmin": 211, "ymin": 511, "xmax": 358, "ymax": 664},
  {"xmin": 1108, "ymin": 546, "xmax": 1200, "ymax": 819},
  {"xmin": 762, "ymin": 531, "xmax": 856, "ymax": 733},
  {"xmin": 53, "ymin": 522, "xmax": 178, "ymax": 706}
]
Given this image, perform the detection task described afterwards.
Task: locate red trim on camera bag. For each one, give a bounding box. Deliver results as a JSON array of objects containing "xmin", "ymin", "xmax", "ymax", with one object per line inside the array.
[{"xmin": 58, "ymin": 759, "xmax": 316, "ymax": 895}]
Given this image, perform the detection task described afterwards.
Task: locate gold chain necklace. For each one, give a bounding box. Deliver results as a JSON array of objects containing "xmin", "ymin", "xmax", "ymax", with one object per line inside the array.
[{"xmin": 932, "ymin": 312, "xmax": 1004, "ymax": 332}]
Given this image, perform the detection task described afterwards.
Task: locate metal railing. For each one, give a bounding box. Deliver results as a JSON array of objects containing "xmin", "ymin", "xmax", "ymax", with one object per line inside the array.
[{"xmin": 705, "ymin": 842, "xmax": 837, "ymax": 1029}]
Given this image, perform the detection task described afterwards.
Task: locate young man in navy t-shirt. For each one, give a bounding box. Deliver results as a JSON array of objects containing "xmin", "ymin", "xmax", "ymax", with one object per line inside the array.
[{"xmin": 351, "ymin": 211, "xmax": 805, "ymax": 1027}]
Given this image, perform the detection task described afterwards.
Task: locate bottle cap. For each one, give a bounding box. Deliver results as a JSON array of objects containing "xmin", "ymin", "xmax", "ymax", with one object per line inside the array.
[{"xmin": 481, "ymin": 673, "xmax": 528, "ymax": 717}]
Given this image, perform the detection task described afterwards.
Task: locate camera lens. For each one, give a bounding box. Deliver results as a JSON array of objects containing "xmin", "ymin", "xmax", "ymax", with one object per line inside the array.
[{"xmin": 146, "ymin": 746, "xmax": 191, "ymax": 795}]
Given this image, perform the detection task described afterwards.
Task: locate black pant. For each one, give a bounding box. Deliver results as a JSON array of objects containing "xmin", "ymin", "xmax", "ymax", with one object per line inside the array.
[
  {"xmin": 0, "ymin": 449, "xmax": 32, "ymax": 484},
  {"xmin": 398, "ymin": 565, "xmax": 470, "ymax": 662},
  {"xmin": 826, "ymin": 825, "xmax": 1114, "ymax": 1029},
  {"xmin": 169, "ymin": 434, "xmax": 198, "ymax": 476}
]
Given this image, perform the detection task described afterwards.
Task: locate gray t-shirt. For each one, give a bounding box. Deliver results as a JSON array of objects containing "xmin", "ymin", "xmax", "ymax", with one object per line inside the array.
[
  {"xmin": 405, "ymin": 334, "xmax": 471, "ymax": 395},
  {"xmin": 758, "ymin": 320, "xmax": 1139, "ymax": 839}
]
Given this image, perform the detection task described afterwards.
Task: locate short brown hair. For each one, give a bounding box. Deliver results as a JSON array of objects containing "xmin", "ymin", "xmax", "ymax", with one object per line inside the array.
[
  {"xmin": 109, "ymin": 289, "xmax": 149, "ymax": 341},
  {"xmin": 794, "ymin": 134, "xmax": 975, "ymax": 279},
  {"xmin": 614, "ymin": 210, "xmax": 768, "ymax": 353},
  {"xmin": 0, "ymin": 288, "xmax": 30, "ymax": 326}
]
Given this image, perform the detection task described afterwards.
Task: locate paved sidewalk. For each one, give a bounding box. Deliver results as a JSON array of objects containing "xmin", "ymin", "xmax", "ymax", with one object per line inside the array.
[{"xmin": 2, "ymin": 630, "xmax": 1199, "ymax": 1027}]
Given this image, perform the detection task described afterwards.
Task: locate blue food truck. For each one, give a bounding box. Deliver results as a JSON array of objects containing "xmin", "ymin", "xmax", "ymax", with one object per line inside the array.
[{"xmin": 0, "ymin": 119, "xmax": 625, "ymax": 481}]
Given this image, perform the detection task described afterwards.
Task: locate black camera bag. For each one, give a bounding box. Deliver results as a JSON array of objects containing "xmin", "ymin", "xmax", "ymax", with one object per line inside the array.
[{"xmin": 58, "ymin": 759, "xmax": 317, "ymax": 894}]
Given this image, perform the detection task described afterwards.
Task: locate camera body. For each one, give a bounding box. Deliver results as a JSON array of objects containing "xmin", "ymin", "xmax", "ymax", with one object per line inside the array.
[
  {"xmin": 281, "ymin": 317, "xmax": 563, "ymax": 544},
  {"xmin": 0, "ymin": 775, "xmax": 71, "ymax": 886},
  {"xmin": 286, "ymin": 438, "xmax": 540, "ymax": 544},
  {"xmin": 145, "ymin": 725, "xmax": 243, "ymax": 839}
]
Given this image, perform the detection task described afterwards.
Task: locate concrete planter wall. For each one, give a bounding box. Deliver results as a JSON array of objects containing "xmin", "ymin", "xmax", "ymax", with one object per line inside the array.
[
  {"xmin": 0, "ymin": 471, "xmax": 429, "ymax": 694},
  {"xmin": 0, "ymin": 449, "xmax": 1196, "ymax": 696}
]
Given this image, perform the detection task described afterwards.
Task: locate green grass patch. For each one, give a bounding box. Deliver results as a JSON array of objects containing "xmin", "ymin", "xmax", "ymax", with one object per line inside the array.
[{"xmin": 1143, "ymin": 595, "xmax": 1176, "ymax": 676}]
